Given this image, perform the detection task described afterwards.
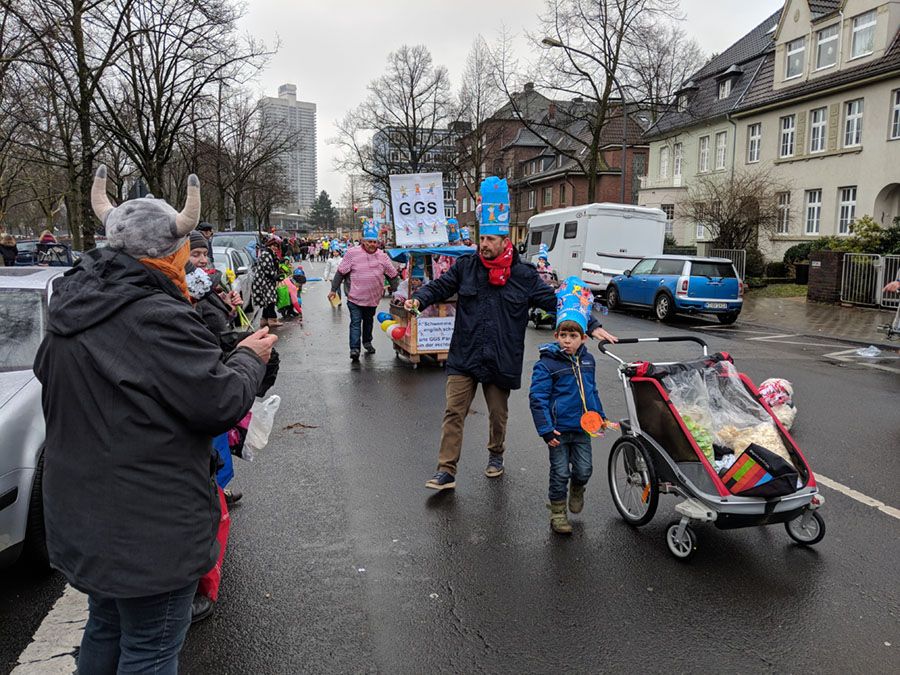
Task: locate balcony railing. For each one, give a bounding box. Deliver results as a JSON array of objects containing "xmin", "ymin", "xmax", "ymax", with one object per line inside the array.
[{"xmin": 639, "ymin": 175, "xmax": 684, "ymax": 190}]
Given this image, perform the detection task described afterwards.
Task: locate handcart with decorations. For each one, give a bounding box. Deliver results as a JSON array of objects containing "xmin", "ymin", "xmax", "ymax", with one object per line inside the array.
[{"xmin": 383, "ymin": 246, "xmax": 474, "ymax": 369}]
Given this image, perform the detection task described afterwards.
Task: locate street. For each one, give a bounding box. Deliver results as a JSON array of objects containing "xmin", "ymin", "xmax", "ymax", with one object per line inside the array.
[{"xmin": 4, "ymin": 263, "xmax": 899, "ymax": 674}]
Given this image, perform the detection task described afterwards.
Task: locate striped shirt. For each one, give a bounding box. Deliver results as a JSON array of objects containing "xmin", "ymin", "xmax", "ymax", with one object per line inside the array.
[{"xmin": 337, "ymin": 246, "xmax": 398, "ymax": 307}]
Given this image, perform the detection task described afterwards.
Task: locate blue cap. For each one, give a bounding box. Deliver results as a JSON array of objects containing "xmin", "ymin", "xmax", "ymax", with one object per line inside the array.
[
  {"xmin": 362, "ymin": 220, "xmax": 379, "ymax": 241},
  {"xmin": 447, "ymin": 218, "xmax": 460, "ymax": 242},
  {"xmin": 460, "ymin": 226, "xmax": 471, "ymax": 241},
  {"xmin": 478, "ymin": 177, "xmax": 510, "ymax": 237},
  {"xmin": 556, "ymin": 276, "xmax": 593, "ymax": 332},
  {"xmin": 538, "ymin": 243, "xmax": 549, "ymax": 261}
]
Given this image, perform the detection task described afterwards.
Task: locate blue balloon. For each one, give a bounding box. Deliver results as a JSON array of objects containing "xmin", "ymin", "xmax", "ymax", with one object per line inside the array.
[{"xmin": 377, "ymin": 312, "xmax": 393, "ymax": 323}]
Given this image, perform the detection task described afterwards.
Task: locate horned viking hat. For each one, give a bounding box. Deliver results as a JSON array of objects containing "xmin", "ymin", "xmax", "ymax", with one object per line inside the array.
[{"xmin": 91, "ymin": 164, "xmax": 201, "ymax": 259}]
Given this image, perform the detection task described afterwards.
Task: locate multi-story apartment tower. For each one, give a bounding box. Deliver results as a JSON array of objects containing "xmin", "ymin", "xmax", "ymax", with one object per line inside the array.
[{"xmin": 261, "ymin": 83, "xmax": 317, "ymax": 214}]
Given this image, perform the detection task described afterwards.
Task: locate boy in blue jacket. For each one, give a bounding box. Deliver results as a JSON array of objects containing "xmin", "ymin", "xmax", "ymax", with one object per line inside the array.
[{"xmin": 529, "ymin": 277, "xmax": 606, "ymax": 534}]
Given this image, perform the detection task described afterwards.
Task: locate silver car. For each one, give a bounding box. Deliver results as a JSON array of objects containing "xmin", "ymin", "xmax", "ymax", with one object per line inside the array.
[
  {"xmin": 0, "ymin": 267, "xmax": 63, "ymax": 571},
  {"xmin": 212, "ymin": 246, "xmax": 256, "ymax": 310}
]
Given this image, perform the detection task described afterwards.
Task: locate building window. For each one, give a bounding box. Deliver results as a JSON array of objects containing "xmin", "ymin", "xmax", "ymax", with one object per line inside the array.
[
  {"xmin": 659, "ymin": 146, "xmax": 669, "ymax": 178},
  {"xmin": 718, "ymin": 79, "xmax": 732, "ymax": 100},
  {"xmin": 543, "ymin": 187, "xmax": 553, "ymax": 207},
  {"xmin": 662, "ymin": 204, "xmax": 675, "ymax": 234},
  {"xmin": 715, "ymin": 131, "xmax": 728, "ymax": 170},
  {"xmin": 780, "ymin": 115, "xmax": 796, "ymax": 158},
  {"xmin": 747, "ymin": 123, "xmax": 761, "ymax": 163},
  {"xmin": 838, "ymin": 186, "xmax": 857, "ymax": 234},
  {"xmin": 844, "ymin": 98, "xmax": 864, "ymax": 147},
  {"xmin": 698, "ymin": 136, "xmax": 710, "ymax": 172},
  {"xmin": 809, "ymin": 107, "xmax": 827, "ymax": 153},
  {"xmin": 805, "ymin": 189, "xmax": 822, "ymax": 234},
  {"xmin": 777, "ymin": 192, "xmax": 791, "ymax": 234},
  {"xmin": 851, "ymin": 10, "xmax": 877, "ymax": 59},
  {"xmin": 786, "ymin": 38, "xmax": 805, "ymax": 79},
  {"xmin": 696, "ymin": 222, "xmax": 705, "ymax": 240},
  {"xmin": 816, "ymin": 25, "xmax": 839, "ymax": 70},
  {"xmin": 673, "ymin": 143, "xmax": 683, "ymax": 178},
  {"xmin": 527, "ymin": 190, "xmax": 536, "ymax": 210},
  {"xmin": 892, "ymin": 90, "xmax": 900, "ymax": 140},
  {"xmin": 560, "ymin": 183, "xmax": 567, "ymax": 205}
]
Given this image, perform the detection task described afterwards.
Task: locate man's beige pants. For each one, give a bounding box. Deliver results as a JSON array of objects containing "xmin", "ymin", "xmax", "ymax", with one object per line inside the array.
[{"xmin": 437, "ymin": 375, "xmax": 510, "ymax": 475}]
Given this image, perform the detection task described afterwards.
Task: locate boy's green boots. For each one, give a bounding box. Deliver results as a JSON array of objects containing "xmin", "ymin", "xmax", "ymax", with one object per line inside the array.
[
  {"xmin": 548, "ymin": 501, "xmax": 573, "ymax": 534},
  {"xmin": 569, "ymin": 484, "xmax": 585, "ymax": 514}
]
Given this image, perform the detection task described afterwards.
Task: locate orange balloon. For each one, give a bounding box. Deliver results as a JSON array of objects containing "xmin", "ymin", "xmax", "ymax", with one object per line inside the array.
[{"xmin": 580, "ymin": 411, "xmax": 604, "ymax": 434}]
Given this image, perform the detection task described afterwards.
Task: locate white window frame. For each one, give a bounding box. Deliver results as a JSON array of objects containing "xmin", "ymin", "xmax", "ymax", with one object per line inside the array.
[
  {"xmin": 805, "ymin": 189, "xmax": 822, "ymax": 235},
  {"xmin": 780, "ymin": 115, "xmax": 796, "ymax": 158},
  {"xmin": 673, "ymin": 143, "xmax": 683, "ymax": 177},
  {"xmin": 718, "ymin": 79, "xmax": 732, "ymax": 100},
  {"xmin": 890, "ymin": 90, "xmax": 900, "ymax": 140},
  {"xmin": 696, "ymin": 222, "xmax": 705, "ymax": 240},
  {"xmin": 815, "ymin": 24, "xmax": 839, "ymax": 70},
  {"xmin": 715, "ymin": 131, "xmax": 728, "ymax": 170},
  {"xmin": 747, "ymin": 123, "xmax": 761, "ymax": 163},
  {"xmin": 658, "ymin": 146, "xmax": 670, "ymax": 178},
  {"xmin": 527, "ymin": 190, "xmax": 536, "ymax": 210},
  {"xmin": 777, "ymin": 192, "xmax": 791, "ymax": 234},
  {"xmin": 844, "ymin": 98, "xmax": 864, "ymax": 148},
  {"xmin": 677, "ymin": 94, "xmax": 688, "ymax": 112},
  {"xmin": 560, "ymin": 183, "xmax": 567, "ymax": 205},
  {"xmin": 785, "ymin": 38, "xmax": 806, "ymax": 79},
  {"xmin": 838, "ymin": 186, "xmax": 857, "ymax": 235},
  {"xmin": 543, "ymin": 186, "xmax": 553, "ymax": 207},
  {"xmin": 698, "ymin": 136, "xmax": 710, "ymax": 172},
  {"xmin": 809, "ymin": 107, "xmax": 828, "ymax": 153},
  {"xmin": 850, "ymin": 10, "xmax": 877, "ymax": 60}
]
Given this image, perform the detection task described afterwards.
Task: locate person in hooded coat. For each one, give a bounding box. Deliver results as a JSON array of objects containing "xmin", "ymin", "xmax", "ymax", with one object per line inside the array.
[{"xmin": 33, "ymin": 166, "xmax": 277, "ymax": 674}]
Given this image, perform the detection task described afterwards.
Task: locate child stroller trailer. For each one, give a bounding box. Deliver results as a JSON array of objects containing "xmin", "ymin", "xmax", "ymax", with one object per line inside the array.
[{"xmin": 599, "ymin": 336, "xmax": 825, "ymax": 561}]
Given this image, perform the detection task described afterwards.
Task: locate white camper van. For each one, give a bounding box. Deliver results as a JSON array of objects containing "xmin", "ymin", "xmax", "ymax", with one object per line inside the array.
[{"xmin": 525, "ymin": 203, "xmax": 667, "ymax": 292}]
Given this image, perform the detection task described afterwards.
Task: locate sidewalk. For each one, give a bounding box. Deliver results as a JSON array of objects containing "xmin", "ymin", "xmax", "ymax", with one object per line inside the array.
[{"xmin": 738, "ymin": 295, "xmax": 898, "ymax": 349}]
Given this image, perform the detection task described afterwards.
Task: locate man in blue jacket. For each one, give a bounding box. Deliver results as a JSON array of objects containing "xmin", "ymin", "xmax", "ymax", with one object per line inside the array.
[{"xmin": 406, "ymin": 228, "xmax": 616, "ymax": 491}]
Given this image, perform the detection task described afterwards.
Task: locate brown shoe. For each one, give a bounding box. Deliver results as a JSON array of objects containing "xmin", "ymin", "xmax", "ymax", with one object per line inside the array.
[
  {"xmin": 569, "ymin": 484, "xmax": 585, "ymax": 514},
  {"xmin": 548, "ymin": 501, "xmax": 573, "ymax": 534}
]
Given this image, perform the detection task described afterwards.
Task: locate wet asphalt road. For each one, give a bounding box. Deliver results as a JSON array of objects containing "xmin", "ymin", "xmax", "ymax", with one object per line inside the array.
[{"xmin": 3, "ymin": 261, "xmax": 899, "ymax": 673}]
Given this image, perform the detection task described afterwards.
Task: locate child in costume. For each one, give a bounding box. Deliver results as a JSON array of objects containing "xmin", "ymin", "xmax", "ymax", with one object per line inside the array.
[
  {"xmin": 529, "ymin": 276, "xmax": 607, "ymax": 534},
  {"xmin": 535, "ymin": 243, "xmax": 557, "ymax": 287}
]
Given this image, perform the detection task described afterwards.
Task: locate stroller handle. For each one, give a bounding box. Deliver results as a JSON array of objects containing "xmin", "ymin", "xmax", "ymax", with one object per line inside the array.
[{"xmin": 597, "ymin": 336, "xmax": 709, "ymax": 363}]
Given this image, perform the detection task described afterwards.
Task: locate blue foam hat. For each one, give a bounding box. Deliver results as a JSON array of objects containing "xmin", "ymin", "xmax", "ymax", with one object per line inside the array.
[
  {"xmin": 478, "ymin": 177, "xmax": 509, "ymax": 236},
  {"xmin": 447, "ymin": 218, "xmax": 460, "ymax": 242},
  {"xmin": 538, "ymin": 243, "xmax": 549, "ymax": 261},
  {"xmin": 459, "ymin": 226, "xmax": 471, "ymax": 241},
  {"xmin": 362, "ymin": 220, "xmax": 379, "ymax": 241},
  {"xmin": 555, "ymin": 276, "xmax": 593, "ymax": 332}
]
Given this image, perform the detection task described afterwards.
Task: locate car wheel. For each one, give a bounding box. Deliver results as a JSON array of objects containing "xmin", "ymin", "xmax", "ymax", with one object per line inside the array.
[
  {"xmin": 21, "ymin": 453, "xmax": 51, "ymax": 573},
  {"xmin": 606, "ymin": 285, "xmax": 620, "ymax": 311},
  {"xmin": 717, "ymin": 312, "xmax": 739, "ymax": 325},
  {"xmin": 654, "ymin": 293, "xmax": 675, "ymax": 322}
]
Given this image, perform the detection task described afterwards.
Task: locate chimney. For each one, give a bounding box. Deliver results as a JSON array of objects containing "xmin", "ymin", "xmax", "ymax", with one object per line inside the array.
[
  {"xmin": 548, "ymin": 103, "xmax": 556, "ymax": 121},
  {"xmin": 523, "ymin": 82, "xmax": 534, "ymax": 92}
]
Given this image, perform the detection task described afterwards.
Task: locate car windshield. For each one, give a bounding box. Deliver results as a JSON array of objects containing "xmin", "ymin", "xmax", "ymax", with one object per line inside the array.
[
  {"xmin": 212, "ymin": 233, "xmax": 257, "ymax": 249},
  {"xmin": 0, "ymin": 289, "xmax": 44, "ymax": 371},
  {"xmin": 691, "ymin": 262, "xmax": 736, "ymax": 278}
]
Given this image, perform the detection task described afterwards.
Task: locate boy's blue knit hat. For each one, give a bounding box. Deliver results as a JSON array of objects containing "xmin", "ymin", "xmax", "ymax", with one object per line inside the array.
[{"xmin": 556, "ymin": 276, "xmax": 593, "ymax": 332}]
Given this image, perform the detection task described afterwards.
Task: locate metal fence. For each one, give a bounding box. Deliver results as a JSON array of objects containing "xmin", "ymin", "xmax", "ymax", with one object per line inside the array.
[
  {"xmin": 841, "ymin": 253, "xmax": 900, "ymax": 308},
  {"xmin": 708, "ymin": 248, "xmax": 747, "ymax": 281}
]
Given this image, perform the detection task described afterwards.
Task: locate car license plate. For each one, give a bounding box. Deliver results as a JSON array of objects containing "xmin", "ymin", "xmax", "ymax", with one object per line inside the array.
[{"xmin": 706, "ymin": 302, "xmax": 727, "ymax": 309}]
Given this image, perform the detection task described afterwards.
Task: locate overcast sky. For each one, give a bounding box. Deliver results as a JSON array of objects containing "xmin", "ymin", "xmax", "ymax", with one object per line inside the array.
[{"xmin": 239, "ymin": 0, "xmax": 784, "ymax": 202}]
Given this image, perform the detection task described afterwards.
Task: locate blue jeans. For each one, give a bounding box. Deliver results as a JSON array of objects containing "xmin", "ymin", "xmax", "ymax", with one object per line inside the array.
[
  {"xmin": 548, "ymin": 431, "xmax": 593, "ymax": 502},
  {"xmin": 78, "ymin": 580, "xmax": 198, "ymax": 674},
  {"xmin": 347, "ymin": 301, "xmax": 376, "ymax": 351}
]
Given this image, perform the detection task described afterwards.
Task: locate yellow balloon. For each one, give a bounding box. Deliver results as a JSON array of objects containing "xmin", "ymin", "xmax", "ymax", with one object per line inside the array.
[{"xmin": 380, "ymin": 319, "xmax": 397, "ymax": 332}]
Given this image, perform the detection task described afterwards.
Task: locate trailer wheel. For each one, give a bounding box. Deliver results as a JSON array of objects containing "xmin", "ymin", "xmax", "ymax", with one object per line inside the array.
[
  {"xmin": 785, "ymin": 511, "xmax": 825, "ymax": 546},
  {"xmin": 608, "ymin": 437, "xmax": 658, "ymax": 526},
  {"xmin": 665, "ymin": 520, "xmax": 697, "ymax": 560}
]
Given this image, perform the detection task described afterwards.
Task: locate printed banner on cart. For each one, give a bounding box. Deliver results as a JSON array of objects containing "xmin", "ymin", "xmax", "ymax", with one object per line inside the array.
[{"xmin": 389, "ymin": 173, "xmax": 448, "ymax": 246}]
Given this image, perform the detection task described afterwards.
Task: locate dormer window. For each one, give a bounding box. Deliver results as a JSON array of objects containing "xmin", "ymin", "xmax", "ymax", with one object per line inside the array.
[
  {"xmin": 786, "ymin": 38, "xmax": 806, "ymax": 79},
  {"xmin": 851, "ymin": 10, "xmax": 877, "ymax": 59},
  {"xmin": 816, "ymin": 25, "xmax": 839, "ymax": 70},
  {"xmin": 718, "ymin": 80, "xmax": 732, "ymax": 99},
  {"xmin": 677, "ymin": 94, "xmax": 688, "ymax": 112}
]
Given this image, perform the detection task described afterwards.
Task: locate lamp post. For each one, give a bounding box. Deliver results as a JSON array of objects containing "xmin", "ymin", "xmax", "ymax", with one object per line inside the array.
[{"xmin": 541, "ymin": 37, "xmax": 629, "ymax": 204}]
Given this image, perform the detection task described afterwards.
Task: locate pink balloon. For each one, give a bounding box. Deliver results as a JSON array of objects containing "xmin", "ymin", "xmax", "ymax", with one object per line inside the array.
[{"xmin": 391, "ymin": 325, "xmax": 406, "ymax": 340}]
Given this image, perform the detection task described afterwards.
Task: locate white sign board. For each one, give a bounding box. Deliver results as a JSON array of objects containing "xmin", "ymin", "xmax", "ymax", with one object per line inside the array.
[
  {"xmin": 416, "ymin": 317, "xmax": 455, "ymax": 351},
  {"xmin": 389, "ymin": 172, "xmax": 448, "ymax": 246}
]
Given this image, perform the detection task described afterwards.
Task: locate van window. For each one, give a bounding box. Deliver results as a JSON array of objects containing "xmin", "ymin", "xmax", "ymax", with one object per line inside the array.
[
  {"xmin": 526, "ymin": 223, "xmax": 559, "ymax": 259},
  {"xmin": 651, "ymin": 259, "xmax": 685, "ymax": 275},
  {"xmin": 690, "ymin": 261, "xmax": 737, "ymax": 278},
  {"xmin": 564, "ymin": 221, "xmax": 578, "ymax": 239}
]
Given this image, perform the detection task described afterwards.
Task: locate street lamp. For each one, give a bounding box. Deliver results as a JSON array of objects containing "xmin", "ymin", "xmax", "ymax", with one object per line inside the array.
[{"xmin": 541, "ymin": 37, "xmax": 629, "ymax": 204}]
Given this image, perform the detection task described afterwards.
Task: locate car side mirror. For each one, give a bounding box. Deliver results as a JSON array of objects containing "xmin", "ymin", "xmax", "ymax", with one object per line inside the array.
[
  {"xmin": 236, "ymin": 266, "xmax": 248, "ymax": 275},
  {"xmin": 624, "ymin": 270, "xmax": 632, "ymax": 277}
]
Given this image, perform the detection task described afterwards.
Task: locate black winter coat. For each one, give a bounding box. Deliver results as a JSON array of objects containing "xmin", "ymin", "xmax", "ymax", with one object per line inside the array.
[
  {"xmin": 412, "ymin": 251, "xmax": 563, "ymax": 390},
  {"xmin": 33, "ymin": 248, "xmax": 265, "ymax": 598},
  {"xmin": 0, "ymin": 243, "xmax": 17, "ymax": 267}
]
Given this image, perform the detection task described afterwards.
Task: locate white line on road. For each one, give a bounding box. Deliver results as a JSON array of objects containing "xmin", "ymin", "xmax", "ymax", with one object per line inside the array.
[
  {"xmin": 823, "ymin": 348, "xmax": 900, "ymax": 374},
  {"xmin": 816, "ymin": 474, "xmax": 900, "ymax": 521}
]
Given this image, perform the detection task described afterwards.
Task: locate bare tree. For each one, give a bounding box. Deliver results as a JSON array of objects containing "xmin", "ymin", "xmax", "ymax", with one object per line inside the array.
[
  {"xmin": 246, "ymin": 161, "xmax": 292, "ymax": 232},
  {"xmin": 680, "ymin": 169, "xmax": 791, "ymax": 250},
  {"xmin": 333, "ymin": 45, "xmax": 455, "ymax": 207}
]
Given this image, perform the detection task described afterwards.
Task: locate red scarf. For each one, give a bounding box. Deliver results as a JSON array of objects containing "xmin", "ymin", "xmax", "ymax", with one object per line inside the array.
[{"xmin": 480, "ymin": 241, "xmax": 515, "ymax": 286}]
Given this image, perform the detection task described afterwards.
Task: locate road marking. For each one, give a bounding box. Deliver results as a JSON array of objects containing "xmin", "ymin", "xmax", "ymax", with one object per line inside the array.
[
  {"xmin": 817, "ymin": 474, "xmax": 900, "ymax": 521},
  {"xmin": 823, "ymin": 348, "xmax": 900, "ymax": 374},
  {"xmin": 13, "ymin": 583, "xmax": 86, "ymax": 673}
]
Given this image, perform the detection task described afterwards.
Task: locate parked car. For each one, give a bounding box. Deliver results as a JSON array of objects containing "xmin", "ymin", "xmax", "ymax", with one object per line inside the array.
[
  {"xmin": 212, "ymin": 246, "xmax": 255, "ymax": 310},
  {"xmin": 606, "ymin": 255, "xmax": 743, "ymax": 324},
  {"xmin": 15, "ymin": 240, "xmax": 74, "ymax": 267},
  {"xmin": 0, "ymin": 267, "xmax": 64, "ymax": 571},
  {"xmin": 211, "ymin": 231, "xmax": 259, "ymax": 253}
]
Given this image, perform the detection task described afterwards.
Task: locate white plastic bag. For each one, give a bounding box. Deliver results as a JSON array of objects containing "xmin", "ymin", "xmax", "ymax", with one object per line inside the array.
[{"xmin": 244, "ymin": 395, "xmax": 281, "ymax": 460}]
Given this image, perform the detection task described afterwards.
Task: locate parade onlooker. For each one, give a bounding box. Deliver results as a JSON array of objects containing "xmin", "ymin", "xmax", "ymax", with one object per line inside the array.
[
  {"xmin": 34, "ymin": 165, "xmax": 275, "ymax": 674},
  {"xmin": 38, "ymin": 229, "xmax": 57, "ymax": 244},
  {"xmin": 529, "ymin": 278, "xmax": 606, "ymax": 534},
  {"xmin": 253, "ymin": 235, "xmax": 283, "ymax": 328},
  {"xmin": 197, "ymin": 222, "xmax": 215, "ymax": 263},
  {"xmin": 329, "ymin": 223, "xmax": 398, "ymax": 361},
  {"xmin": 406, "ymin": 225, "xmax": 616, "ymax": 491},
  {"xmin": 324, "ymin": 249, "xmax": 342, "ymax": 305},
  {"xmin": 0, "ymin": 233, "xmax": 17, "ymax": 267}
]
